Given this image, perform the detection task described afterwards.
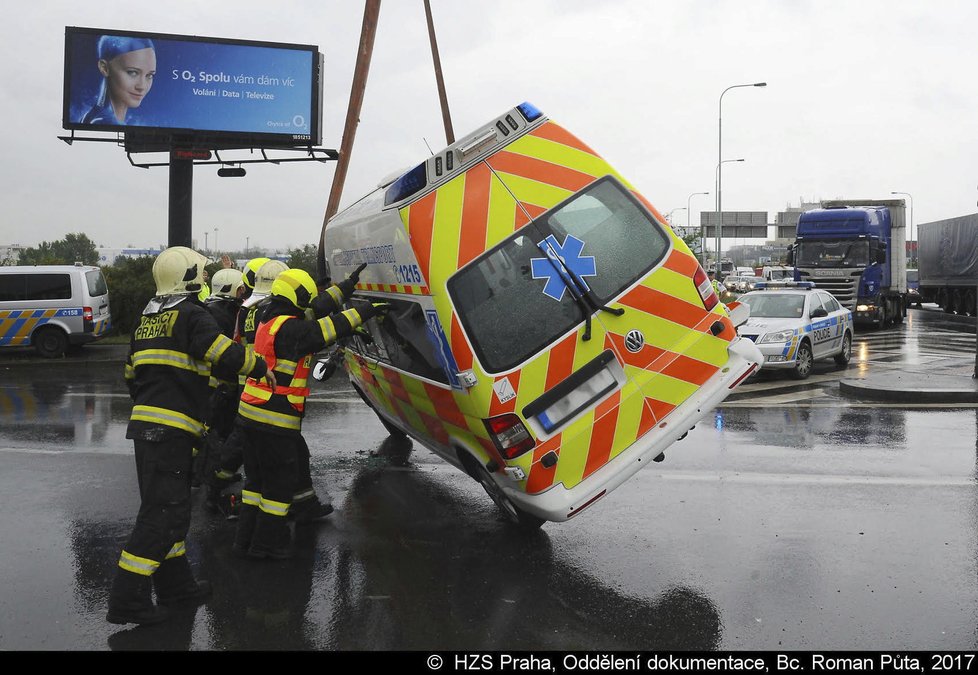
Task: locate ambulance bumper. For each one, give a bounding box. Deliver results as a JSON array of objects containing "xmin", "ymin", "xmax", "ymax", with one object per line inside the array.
[{"xmin": 505, "ymin": 336, "xmax": 764, "ymax": 522}]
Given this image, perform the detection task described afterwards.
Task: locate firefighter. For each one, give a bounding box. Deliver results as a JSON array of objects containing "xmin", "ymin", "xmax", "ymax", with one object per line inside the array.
[
  {"xmin": 205, "ymin": 259, "xmax": 287, "ymax": 514},
  {"xmin": 233, "ymin": 268, "xmax": 386, "ymax": 559},
  {"xmin": 197, "ymin": 268, "xmax": 246, "ymax": 493},
  {"xmin": 107, "ymin": 246, "xmax": 275, "ymax": 626}
]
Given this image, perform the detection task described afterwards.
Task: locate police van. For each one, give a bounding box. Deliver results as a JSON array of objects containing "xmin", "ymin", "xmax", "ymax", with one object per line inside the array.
[
  {"xmin": 0, "ymin": 264, "xmax": 111, "ymax": 357},
  {"xmin": 322, "ymin": 103, "xmax": 762, "ymax": 527}
]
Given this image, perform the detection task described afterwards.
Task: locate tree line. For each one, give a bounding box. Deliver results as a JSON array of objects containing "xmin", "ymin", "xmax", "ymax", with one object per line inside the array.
[{"xmin": 13, "ymin": 234, "xmax": 320, "ymax": 335}]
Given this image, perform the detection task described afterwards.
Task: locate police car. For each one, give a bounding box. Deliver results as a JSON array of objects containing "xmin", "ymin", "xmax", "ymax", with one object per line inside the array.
[{"xmin": 735, "ymin": 281, "xmax": 853, "ymax": 380}]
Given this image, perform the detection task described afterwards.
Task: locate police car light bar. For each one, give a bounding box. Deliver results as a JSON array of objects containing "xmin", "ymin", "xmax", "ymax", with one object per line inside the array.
[{"xmin": 754, "ymin": 281, "xmax": 815, "ymax": 290}]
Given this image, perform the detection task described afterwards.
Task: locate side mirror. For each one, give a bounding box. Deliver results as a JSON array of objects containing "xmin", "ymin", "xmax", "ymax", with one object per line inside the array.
[{"xmin": 810, "ymin": 307, "xmax": 828, "ymax": 318}]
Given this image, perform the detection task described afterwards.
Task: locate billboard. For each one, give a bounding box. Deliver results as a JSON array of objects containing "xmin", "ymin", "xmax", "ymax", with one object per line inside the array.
[{"xmin": 63, "ymin": 27, "xmax": 323, "ymax": 146}]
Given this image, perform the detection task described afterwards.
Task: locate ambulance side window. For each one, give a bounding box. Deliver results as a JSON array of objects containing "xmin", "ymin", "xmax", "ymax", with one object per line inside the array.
[{"xmin": 358, "ymin": 297, "xmax": 449, "ymax": 384}]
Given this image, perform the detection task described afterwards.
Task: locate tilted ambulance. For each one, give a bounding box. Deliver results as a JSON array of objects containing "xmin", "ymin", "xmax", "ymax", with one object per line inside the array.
[{"xmin": 322, "ymin": 103, "xmax": 762, "ymax": 527}]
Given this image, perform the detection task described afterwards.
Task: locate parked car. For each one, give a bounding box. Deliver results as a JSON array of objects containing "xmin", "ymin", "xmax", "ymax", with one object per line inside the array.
[
  {"xmin": 0, "ymin": 264, "xmax": 111, "ymax": 357},
  {"xmin": 735, "ymin": 282, "xmax": 853, "ymax": 380}
]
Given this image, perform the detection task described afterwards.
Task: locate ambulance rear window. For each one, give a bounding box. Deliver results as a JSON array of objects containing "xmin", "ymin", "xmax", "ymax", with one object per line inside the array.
[
  {"xmin": 448, "ymin": 176, "xmax": 670, "ymax": 373},
  {"xmin": 449, "ymin": 233, "xmax": 585, "ymax": 373}
]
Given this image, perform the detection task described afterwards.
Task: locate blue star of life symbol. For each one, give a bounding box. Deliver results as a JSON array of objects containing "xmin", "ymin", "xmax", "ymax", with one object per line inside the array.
[{"xmin": 530, "ymin": 234, "xmax": 597, "ymax": 301}]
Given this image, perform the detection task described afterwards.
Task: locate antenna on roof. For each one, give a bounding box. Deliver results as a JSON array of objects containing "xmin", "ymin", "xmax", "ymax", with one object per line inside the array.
[{"xmin": 422, "ymin": 137, "xmax": 434, "ymax": 155}]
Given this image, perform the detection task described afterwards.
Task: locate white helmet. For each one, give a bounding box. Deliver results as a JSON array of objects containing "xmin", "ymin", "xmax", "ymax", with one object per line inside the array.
[
  {"xmin": 152, "ymin": 247, "xmax": 209, "ymax": 297},
  {"xmin": 243, "ymin": 259, "xmax": 289, "ymax": 307},
  {"xmin": 210, "ymin": 268, "xmax": 243, "ymax": 299}
]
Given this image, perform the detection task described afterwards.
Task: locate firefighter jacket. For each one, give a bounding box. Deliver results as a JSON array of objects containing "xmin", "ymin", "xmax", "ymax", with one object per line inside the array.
[
  {"xmin": 204, "ymin": 296, "xmax": 242, "ymax": 388},
  {"xmin": 238, "ymin": 294, "xmax": 364, "ymax": 436},
  {"xmin": 124, "ymin": 296, "xmax": 268, "ymax": 441}
]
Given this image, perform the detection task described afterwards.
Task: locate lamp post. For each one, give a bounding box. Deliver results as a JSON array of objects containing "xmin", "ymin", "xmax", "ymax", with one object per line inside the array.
[
  {"xmin": 890, "ymin": 191, "xmax": 913, "ymax": 266},
  {"xmin": 687, "ymin": 191, "xmax": 710, "ymax": 265},
  {"xmin": 214, "ymin": 227, "xmax": 219, "ymax": 253},
  {"xmin": 717, "ymin": 81, "xmax": 766, "ymax": 272},
  {"xmin": 714, "ymin": 158, "xmax": 745, "ymax": 268},
  {"xmin": 665, "ymin": 207, "xmax": 687, "ymax": 227},
  {"xmin": 204, "ymin": 231, "xmax": 208, "ymax": 252}
]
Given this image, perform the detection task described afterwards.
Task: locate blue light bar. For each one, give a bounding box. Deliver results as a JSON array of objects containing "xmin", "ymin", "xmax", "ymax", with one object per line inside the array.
[
  {"xmin": 754, "ymin": 281, "xmax": 814, "ymax": 290},
  {"xmin": 384, "ymin": 162, "xmax": 427, "ymax": 206},
  {"xmin": 517, "ymin": 102, "xmax": 544, "ymax": 122}
]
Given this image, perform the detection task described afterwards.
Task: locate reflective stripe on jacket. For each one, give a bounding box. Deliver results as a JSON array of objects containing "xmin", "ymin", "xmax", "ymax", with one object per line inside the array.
[
  {"xmin": 125, "ymin": 299, "xmax": 266, "ymax": 440},
  {"xmin": 239, "ymin": 315, "xmax": 312, "ymax": 433}
]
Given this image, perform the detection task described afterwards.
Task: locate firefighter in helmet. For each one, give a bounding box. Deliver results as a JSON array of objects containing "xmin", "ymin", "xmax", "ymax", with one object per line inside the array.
[
  {"xmin": 233, "ymin": 267, "xmax": 385, "ymax": 559},
  {"xmin": 107, "ymin": 247, "xmax": 275, "ymax": 626}
]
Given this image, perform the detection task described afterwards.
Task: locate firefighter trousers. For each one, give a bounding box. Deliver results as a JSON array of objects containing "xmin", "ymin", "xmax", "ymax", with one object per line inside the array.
[
  {"xmin": 118, "ymin": 437, "xmax": 194, "ymax": 575},
  {"xmin": 240, "ymin": 428, "xmax": 300, "ymax": 551}
]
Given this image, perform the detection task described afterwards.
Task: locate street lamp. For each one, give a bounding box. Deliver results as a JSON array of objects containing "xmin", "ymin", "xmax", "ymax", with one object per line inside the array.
[
  {"xmin": 665, "ymin": 207, "xmax": 687, "ymax": 227},
  {"xmin": 714, "ymin": 159, "xmax": 745, "ymax": 267},
  {"xmin": 890, "ymin": 191, "xmax": 914, "ymax": 266},
  {"xmin": 687, "ymin": 191, "xmax": 710, "ymax": 265},
  {"xmin": 214, "ymin": 227, "xmax": 219, "ymax": 253},
  {"xmin": 717, "ymin": 81, "xmax": 766, "ymax": 271}
]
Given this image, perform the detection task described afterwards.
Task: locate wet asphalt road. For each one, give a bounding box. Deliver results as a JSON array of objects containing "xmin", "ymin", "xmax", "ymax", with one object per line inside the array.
[{"xmin": 1, "ymin": 306, "xmax": 977, "ymax": 651}]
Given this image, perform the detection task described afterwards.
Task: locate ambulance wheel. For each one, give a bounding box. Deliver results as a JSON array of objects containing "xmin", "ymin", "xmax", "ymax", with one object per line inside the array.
[
  {"xmin": 790, "ymin": 341, "xmax": 813, "ymax": 380},
  {"xmin": 33, "ymin": 326, "xmax": 67, "ymax": 358},
  {"xmin": 834, "ymin": 332, "xmax": 852, "ymax": 367},
  {"xmin": 461, "ymin": 453, "xmax": 545, "ymax": 530}
]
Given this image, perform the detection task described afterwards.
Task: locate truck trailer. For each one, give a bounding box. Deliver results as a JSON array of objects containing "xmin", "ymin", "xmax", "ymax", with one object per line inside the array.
[
  {"xmin": 917, "ymin": 213, "xmax": 978, "ymax": 316},
  {"xmin": 789, "ymin": 199, "xmax": 907, "ymax": 326}
]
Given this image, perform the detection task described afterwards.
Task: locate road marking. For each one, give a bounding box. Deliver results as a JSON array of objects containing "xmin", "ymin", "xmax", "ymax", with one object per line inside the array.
[
  {"xmin": 644, "ymin": 470, "xmax": 976, "ymax": 487},
  {"xmin": 720, "ymin": 400, "xmax": 978, "ymax": 409}
]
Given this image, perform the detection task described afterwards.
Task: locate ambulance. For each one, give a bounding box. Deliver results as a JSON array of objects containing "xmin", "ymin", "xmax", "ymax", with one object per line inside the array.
[{"xmin": 322, "ymin": 103, "xmax": 762, "ymax": 527}]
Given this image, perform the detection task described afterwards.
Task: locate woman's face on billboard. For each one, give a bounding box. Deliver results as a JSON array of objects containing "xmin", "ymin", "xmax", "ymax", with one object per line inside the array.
[{"xmin": 99, "ymin": 47, "xmax": 157, "ymax": 111}]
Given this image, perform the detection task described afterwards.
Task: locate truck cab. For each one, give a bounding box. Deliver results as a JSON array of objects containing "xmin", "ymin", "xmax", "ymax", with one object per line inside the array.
[{"xmin": 789, "ymin": 203, "xmax": 906, "ymax": 326}]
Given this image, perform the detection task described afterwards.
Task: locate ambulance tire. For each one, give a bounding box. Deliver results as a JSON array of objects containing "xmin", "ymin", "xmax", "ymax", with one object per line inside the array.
[
  {"xmin": 790, "ymin": 341, "xmax": 813, "ymax": 380},
  {"xmin": 460, "ymin": 452, "xmax": 545, "ymax": 531},
  {"xmin": 834, "ymin": 332, "xmax": 852, "ymax": 368},
  {"xmin": 33, "ymin": 326, "xmax": 68, "ymax": 358}
]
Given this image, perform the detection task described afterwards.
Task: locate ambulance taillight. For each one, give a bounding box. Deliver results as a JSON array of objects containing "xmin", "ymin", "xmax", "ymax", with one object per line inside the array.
[
  {"xmin": 484, "ymin": 414, "xmax": 535, "ymax": 460},
  {"xmin": 693, "ymin": 268, "xmax": 718, "ymax": 311}
]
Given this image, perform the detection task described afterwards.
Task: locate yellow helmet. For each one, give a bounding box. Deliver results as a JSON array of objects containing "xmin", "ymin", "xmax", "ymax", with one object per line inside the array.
[
  {"xmin": 242, "ymin": 257, "xmax": 270, "ymax": 290},
  {"xmin": 210, "ymin": 268, "xmax": 243, "ymax": 299},
  {"xmin": 152, "ymin": 247, "xmax": 209, "ymax": 297},
  {"xmin": 253, "ymin": 260, "xmax": 289, "ymax": 296},
  {"xmin": 271, "ymin": 268, "xmax": 319, "ymax": 309}
]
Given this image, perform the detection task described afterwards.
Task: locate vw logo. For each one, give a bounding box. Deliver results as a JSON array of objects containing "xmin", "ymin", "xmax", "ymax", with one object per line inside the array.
[{"xmin": 624, "ymin": 329, "xmax": 645, "ymax": 353}]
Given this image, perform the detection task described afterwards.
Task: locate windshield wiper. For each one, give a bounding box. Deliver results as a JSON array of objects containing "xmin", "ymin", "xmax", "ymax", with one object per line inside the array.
[{"xmin": 536, "ymin": 239, "xmax": 624, "ymax": 341}]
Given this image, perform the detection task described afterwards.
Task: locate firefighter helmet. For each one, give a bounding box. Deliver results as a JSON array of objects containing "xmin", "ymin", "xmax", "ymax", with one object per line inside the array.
[
  {"xmin": 270, "ymin": 268, "xmax": 319, "ymax": 310},
  {"xmin": 152, "ymin": 247, "xmax": 209, "ymax": 297},
  {"xmin": 243, "ymin": 259, "xmax": 289, "ymax": 308},
  {"xmin": 210, "ymin": 268, "xmax": 243, "ymax": 299},
  {"xmin": 242, "ymin": 257, "xmax": 271, "ymax": 290}
]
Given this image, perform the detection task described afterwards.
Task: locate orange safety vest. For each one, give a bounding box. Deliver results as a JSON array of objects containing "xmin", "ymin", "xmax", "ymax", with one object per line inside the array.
[{"xmin": 238, "ymin": 315, "xmax": 312, "ymax": 432}]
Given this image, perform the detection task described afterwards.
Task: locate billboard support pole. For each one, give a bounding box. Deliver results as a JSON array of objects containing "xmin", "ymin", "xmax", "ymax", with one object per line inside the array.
[
  {"xmin": 318, "ymin": 0, "xmax": 382, "ymax": 280},
  {"xmin": 168, "ymin": 153, "xmax": 193, "ymax": 248},
  {"xmin": 424, "ymin": 0, "xmax": 454, "ymax": 145}
]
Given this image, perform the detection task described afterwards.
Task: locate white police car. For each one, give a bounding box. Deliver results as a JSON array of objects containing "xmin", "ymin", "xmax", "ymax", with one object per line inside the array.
[{"xmin": 735, "ymin": 282, "xmax": 853, "ymax": 380}]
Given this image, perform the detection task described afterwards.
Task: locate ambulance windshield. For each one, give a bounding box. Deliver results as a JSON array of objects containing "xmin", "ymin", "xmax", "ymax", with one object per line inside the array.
[{"xmin": 449, "ymin": 176, "xmax": 670, "ymax": 373}]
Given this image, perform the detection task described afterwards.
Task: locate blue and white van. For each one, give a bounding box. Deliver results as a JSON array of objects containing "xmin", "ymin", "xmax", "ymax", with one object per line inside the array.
[{"xmin": 0, "ymin": 264, "xmax": 111, "ymax": 357}]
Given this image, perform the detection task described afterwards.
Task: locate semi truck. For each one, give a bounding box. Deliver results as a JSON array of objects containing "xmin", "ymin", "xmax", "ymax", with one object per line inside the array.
[
  {"xmin": 917, "ymin": 213, "xmax": 978, "ymax": 316},
  {"xmin": 788, "ymin": 199, "xmax": 907, "ymax": 326}
]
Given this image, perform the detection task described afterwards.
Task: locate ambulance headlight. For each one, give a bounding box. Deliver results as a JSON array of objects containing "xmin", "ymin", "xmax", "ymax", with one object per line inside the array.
[{"xmin": 758, "ymin": 329, "xmax": 794, "ymax": 344}]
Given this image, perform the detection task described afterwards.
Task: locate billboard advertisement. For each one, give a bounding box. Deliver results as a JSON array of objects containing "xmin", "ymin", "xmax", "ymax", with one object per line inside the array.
[{"xmin": 63, "ymin": 27, "xmax": 323, "ymax": 146}]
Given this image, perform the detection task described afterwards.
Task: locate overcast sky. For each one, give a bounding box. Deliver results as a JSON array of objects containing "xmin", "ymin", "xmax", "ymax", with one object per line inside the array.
[{"xmin": 4, "ymin": 0, "xmax": 977, "ymax": 253}]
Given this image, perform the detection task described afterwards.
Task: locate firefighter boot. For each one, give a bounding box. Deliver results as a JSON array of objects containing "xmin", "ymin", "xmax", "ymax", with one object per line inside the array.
[
  {"xmin": 153, "ymin": 556, "xmax": 212, "ymax": 607},
  {"xmin": 232, "ymin": 504, "xmax": 259, "ymax": 558},
  {"xmin": 290, "ymin": 495, "xmax": 334, "ymax": 525},
  {"xmin": 248, "ymin": 511, "xmax": 294, "ymax": 560},
  {"xmin": 106, "ymin": 569, "xmax": 169, "ymax": 625}
]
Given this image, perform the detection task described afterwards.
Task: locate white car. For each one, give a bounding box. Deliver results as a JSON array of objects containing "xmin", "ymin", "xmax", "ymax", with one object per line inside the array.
[{"xmin": 735, "ymin": 283, "xmax": 853, "ymax": 379}]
